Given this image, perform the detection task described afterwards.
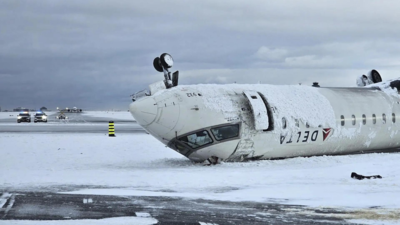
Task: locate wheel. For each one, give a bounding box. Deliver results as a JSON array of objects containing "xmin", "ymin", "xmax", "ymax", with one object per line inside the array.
[
  {"xmin": 160, "ymin": 53, "xmax": 173, "ymax": 68},
  {"xmin": 34, "ymin": 121, "xmax": 37, "ymax": 123},
  {"xmin": 17, "ymin": 120, "xmax": 20, "ymax": 123},
  {"xmin": 45, "ymin": 121, "xmax": 47, "ymax": 123},
  {"xmin": 153, "ymin": 57, "xmax": 163, "ymax": 72}
]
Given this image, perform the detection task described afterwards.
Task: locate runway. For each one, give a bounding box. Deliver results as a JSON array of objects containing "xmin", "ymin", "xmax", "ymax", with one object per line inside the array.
[
  {"xmin": 0, "ymin": 112, "xmax": 145, "ymax": 133},
  {"xmin": 1, "ymin": 191, "xmax": 349, "ymax": 224}
]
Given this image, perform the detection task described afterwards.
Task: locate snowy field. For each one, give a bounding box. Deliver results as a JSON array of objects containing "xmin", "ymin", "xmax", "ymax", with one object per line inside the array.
[
  {"xmin": 1, "ymin": 112, "xmax": 400, "ymax": 224},
  {"xmin": 82, "ymin": 110, "xmax": 133, "ymax": 121}
]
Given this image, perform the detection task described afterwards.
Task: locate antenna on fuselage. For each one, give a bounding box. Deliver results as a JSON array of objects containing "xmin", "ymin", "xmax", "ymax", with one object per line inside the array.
[{"xmin": 153, "ymin": 53, "xmax": 179, "ymax": 89}]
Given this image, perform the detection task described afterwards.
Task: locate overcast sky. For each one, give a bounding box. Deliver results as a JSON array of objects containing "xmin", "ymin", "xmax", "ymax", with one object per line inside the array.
[{"xmin": 1, "ymin": 0, "xmax": 400, "ymax": 110}]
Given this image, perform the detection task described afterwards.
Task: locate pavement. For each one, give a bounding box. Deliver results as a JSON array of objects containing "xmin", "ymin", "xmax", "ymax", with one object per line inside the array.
[{"xmin": 1, "ymin": 191, "xmax": 351, "ymax": 224}]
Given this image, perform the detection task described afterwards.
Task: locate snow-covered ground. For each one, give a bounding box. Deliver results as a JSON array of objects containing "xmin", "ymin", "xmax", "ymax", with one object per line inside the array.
[
  {"xmin": 1, "ymin": 112, "xmax": 400, "ymax": 224},
  {"xmin": 82, "ymin": 111, "xmax": 134, "ymax": 121},
  {"xmin": 0, "ymin": 111, "xmax": 19, "ymax": 119}
]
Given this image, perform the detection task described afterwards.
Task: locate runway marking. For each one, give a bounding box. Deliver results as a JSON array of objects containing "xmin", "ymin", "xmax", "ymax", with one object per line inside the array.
[
  {"xmin": 0, "ymin": 192, "xmax": 12, "ymax": 209},
  {"xmin": 135, "ymin": 212, "xmax": 151, "ymax": 218},
  {"xmin": 199, "ymin": 222, "xmax": 219, "ymax": 225},
  {"xmin": 1, "ymin": 193, "xmax": 15, "ymax": 219}
]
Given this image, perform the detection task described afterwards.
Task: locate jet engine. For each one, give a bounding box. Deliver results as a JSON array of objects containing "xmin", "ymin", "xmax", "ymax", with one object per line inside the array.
[{"xmin": 356, "ymin": 69, "xmax": 382, "ymax": 87}]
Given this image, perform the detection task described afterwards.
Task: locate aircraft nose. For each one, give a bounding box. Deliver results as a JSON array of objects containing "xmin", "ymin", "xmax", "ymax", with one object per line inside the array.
[{"xmin": 129, "ymin": 97, "xmax": 158, "ymax": 127}]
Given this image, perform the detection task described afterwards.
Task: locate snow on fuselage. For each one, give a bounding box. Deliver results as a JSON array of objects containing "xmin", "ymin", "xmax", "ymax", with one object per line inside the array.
[{"xmin": 129, "ymin": 83, "xmax": 400, "ymax": 162}]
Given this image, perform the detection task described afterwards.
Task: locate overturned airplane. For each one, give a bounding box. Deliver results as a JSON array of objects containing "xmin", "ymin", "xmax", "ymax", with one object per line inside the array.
[{"xmin": 129, "ymin": 53, "xmax": 400, "ymax": 163}]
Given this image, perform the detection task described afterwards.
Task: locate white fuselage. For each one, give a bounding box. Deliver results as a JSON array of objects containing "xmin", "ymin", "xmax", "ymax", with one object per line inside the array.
[{"xmin": 129, "ymin": 82, "xmax": 400, "ymax": 162}]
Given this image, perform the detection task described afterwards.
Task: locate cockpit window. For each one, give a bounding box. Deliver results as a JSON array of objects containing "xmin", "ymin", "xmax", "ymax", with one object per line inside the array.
[
  {"xmin": 178, "ymin": 130, "xmax": 213, "ymax": 149},
  {"xmin": 173, "ymin": 141, "xmax": 191, "ymax": 155},
  {"xmin": 211, "ymin": 124, "xmax": 240, "ymax": 141}
]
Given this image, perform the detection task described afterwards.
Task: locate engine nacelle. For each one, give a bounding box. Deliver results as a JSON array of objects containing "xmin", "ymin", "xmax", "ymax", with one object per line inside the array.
[{"xmin": 356, "ymin": 69, "xmax": 382, "ymax": 87}]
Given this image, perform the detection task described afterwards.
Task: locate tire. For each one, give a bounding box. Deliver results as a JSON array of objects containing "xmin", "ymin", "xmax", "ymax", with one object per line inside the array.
[
  {"xmin": 160, "ymin": 53, "xmax": 173, "ymax": 68},
  {"xmin": 153, "ymin": 57, "xmax": 163, "ymax": 72},
  {"xmin": 17, "ymin": 120, "xmax": 20, "ymax": 123}
]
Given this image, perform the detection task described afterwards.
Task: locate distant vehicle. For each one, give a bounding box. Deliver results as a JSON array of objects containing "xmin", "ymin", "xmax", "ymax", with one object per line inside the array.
[
  {"xmin": 34, "ymin": 111, "xmax": 48, "ymax": 123},
  {"xmin": 17, "ymin": 111, "xmax": 31, "ymax": 123},
  {"xmin": 56, "ymin": 112, "xmax": 68, "ymax": 120},
  {"xmin": 70, "ymin": 107, "xmax": 82, "ymax": 112}
]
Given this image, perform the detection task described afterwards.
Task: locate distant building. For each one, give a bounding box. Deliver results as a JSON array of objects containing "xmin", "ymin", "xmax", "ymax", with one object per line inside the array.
[
  {"xmin": 59, "ymin": 107, "xmax": 83, "ymax": 113},
  {"xmin": 13, "ymin": 107, "xmax": 29, "ymax": 112}
]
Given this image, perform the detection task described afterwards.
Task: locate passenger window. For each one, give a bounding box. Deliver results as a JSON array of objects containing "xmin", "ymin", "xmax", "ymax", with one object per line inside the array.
[
  {"xmin": 178, "ymin": 130, "xmax": 213, "ymax": 148},
  {"xmin": 352, "ymin": 115, "xmax": 356, "ymax": 126},
  {"xmin": 362, "ymin": 114, "xmax": 366, "ymax": 125},
  {"xmin": 211, "ymin": 124, "xmax": 240, "ymax": 141},
  {"xmin": 382, "ymin": 114, "xmax": 386, "ymax": 124},
  {"xmin": 393, "ymin": 113, "xmax": 396, "ymax": 123},
  {"xmin": 372, "ymin": 114, "xmax": 376, "ymax": 124},
  {"xmin": 282, "ymin": 117, "xmax": 287, "ymax": 129},
  {"xmin": 341, "ymin": 115, "xmax": 345, "ymax": 126},
  {"xmin": 306, "ymin": 123, "xmax": 310, "ymax": 128}
]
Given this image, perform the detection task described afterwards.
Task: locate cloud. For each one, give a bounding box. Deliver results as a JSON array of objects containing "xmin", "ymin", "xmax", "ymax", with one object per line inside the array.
[
  {"xmin": 255, "ymin": 46, "xmax": 288, "ymax": 61},
  {"xmin": 284, "ymin": 55, "xmax": 338, "ymax": 68},
  {"xmin": 1, "ymin": 0, "xmax": 400, "ymax": 109},
  {"xmin": 252, "ymin": 40, "xmax": 400, "ymax": 70}
]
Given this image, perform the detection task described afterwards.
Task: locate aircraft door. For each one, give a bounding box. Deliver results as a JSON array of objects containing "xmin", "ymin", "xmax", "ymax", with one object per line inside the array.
[{"xmin": 243, "ymin": 91, "xmax": 269, "ymax": 131}]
